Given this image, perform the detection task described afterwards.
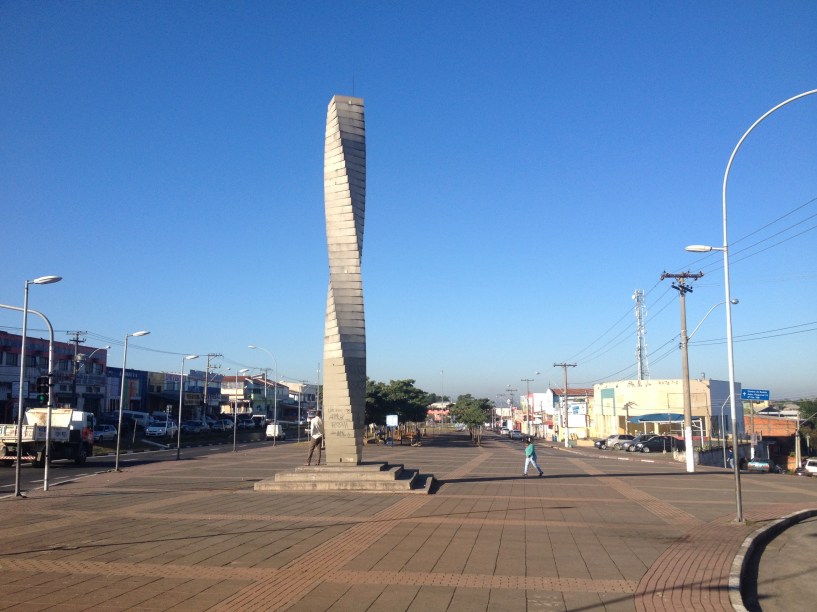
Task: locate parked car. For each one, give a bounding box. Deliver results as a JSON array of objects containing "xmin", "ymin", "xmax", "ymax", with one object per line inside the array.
[
  {"xmin": 747, "ymin": 458, "xmax": 785, "ymax": 473},
  {"xmin": 594, "ymin": 435, "xmax": 617, "ymax": 449},
  {"xmin": 145, "ymin": 422, "xmax": 178, "ymax": 437},
  {"xmin": 236, "ymin": 417, "xmax": 255, "ymax": 429},
  {"xmin": 265, "ymin": 423, "xmax": 286, "ymax": 441},
  {"xmin": 210, "ymin": 419, "xmax": 234, "ymax": 432},
  {"xmin": 623, "ymin": 435, "xmax": 656, "ymax": 452},
  {"xmin": 635, "ymin": 436, "xmax": 684, "ymax": 453},
  {"xmin": 747, "ymin": 458, "xmax": 770, "ymax": 472},
  {"xmin": 181, "ymin": 420, "xmax": 209, "ymax": 434},
  {"xmin": 93, "ymin": 424, "xmax": 118, "ymax": 444},
  {"xmin": 606, "ymin": 434, "xmax": 636, "ymax": 450},
  {"xmin": 509, "ymin": 430, "xmax": 523, "ymax": 441},
  {"xmin": 802, "ymin": 458, "xmax": 817, "ymax": 474},
  {"xmin": 500, "ymin": 427, "xmax": 510, "ymax": 436}
]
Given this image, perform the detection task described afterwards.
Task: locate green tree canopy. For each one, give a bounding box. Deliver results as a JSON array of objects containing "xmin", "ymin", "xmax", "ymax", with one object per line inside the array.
[
  {"xmin": 450, "ymin": 394, "xmax": 492, "ymax": 424},
  {"xmin": 797, "ymin": 399, "xmax": 817, "ymax": 423},
  {"xmin": 365, "ymin": 378, "xmax": 433, "ymax": 424}
]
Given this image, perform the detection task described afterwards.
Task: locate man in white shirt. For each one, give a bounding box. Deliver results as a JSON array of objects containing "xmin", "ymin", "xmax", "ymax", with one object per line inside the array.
[{"xmin": 305, "ymin": 412, "xmax": 324, "ymax": 466}]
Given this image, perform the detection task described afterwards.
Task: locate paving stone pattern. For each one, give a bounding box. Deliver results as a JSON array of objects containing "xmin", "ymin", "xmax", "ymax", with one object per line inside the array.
[{"xmin": 1, "ymin": 431, "xmax": 816, "ymax": 611}]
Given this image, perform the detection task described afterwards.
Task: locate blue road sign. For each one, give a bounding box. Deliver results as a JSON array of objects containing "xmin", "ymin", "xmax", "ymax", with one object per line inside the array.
[{"xmin": 741, "ymin": 388, "xmax": 770, "ymax": 401}]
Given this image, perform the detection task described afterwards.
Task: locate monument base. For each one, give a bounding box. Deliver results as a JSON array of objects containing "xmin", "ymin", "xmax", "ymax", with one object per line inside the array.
[{"xmin": 253, "ymin": 462, "xmax": 434, "ymax": 494}]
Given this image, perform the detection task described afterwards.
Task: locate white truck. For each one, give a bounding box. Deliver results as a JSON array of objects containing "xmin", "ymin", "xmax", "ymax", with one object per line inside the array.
[{"xmin": 0, "ymin": 408, "xmax": 94, "ymax": 467}]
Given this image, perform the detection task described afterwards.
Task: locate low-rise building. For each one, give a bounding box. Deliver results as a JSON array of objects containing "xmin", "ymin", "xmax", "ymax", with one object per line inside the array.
[{"xmin": 592, "ymin": 378, "xmax": 742, "ymax": 442}]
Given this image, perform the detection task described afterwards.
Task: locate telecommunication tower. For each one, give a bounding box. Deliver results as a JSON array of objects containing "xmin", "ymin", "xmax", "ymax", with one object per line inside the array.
[{"xmin": 632, "ymin": 290, "xmax": 649, "ymax": 380}]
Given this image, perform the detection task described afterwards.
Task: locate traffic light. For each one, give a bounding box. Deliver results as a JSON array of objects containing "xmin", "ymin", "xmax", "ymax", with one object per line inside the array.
[{"xmin": 36, "ymin": 375, "xmax": 49, "ymax": 404}]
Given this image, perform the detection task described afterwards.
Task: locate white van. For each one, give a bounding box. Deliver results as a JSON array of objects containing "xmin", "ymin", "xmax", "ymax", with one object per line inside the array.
[{"xmin": 265, "ymin": 423, "xmax": 286, "ymax": 440}]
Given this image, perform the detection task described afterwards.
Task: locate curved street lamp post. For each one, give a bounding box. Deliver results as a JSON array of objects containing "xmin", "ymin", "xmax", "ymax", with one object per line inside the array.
[
  {"xmin": 14, "ymin": 275, "xmax": 61, "ymax": 497},
  {"xmin": 176, "ymin": 355, "xmax": 199, "ymax": 460},
  {"xmin": 115, "ymin": 331, "xmax": 150, "ymax": 472},
  {"xmin": 686, "ymin": 87, "xmax": 817, "ymax": 523}
]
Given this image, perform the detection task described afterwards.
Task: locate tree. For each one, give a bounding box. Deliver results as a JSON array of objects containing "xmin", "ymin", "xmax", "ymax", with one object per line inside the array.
[
  {"xmin": 796, "ymin": 399, "xmax": 817, "ymax": 421},
  {"xmin": 452, "ymin": 394, "xmax": 493, "ymax": 445},
  {"xmin": 365, "ymin": 378, "xmax": 432, "ymax": 424}
]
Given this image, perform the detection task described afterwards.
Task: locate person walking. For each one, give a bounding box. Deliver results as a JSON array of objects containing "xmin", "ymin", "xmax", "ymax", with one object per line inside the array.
[
  {"xmin": 524, "ymin": 437, "xmax": 543, "ymax": 477},
  {"xmin": 305, "ymin": 412, "xmax": 324, "ymax": 466}
]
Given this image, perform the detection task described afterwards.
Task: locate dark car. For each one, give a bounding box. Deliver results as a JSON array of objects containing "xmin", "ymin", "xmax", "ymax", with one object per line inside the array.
[
  {"xmin": 236, "ymin": 416, "xmax": 255, "ymax": 429},
  {"xmin": 594, "ymin": 435, "xmax": 618, "ymax": 449},
  {"xmin": 636, "ymin": 435, "xmax": 684, "ymax": 453},
  {"xmin": 623, "ymin": 434, "xmax": 657, "ymax": 452}
]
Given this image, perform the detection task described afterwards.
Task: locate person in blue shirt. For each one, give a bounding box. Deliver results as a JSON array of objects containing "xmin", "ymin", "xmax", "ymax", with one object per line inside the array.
[{"xmin": 524, "ymin": 437, "xmax": 544, "ymax": 477}]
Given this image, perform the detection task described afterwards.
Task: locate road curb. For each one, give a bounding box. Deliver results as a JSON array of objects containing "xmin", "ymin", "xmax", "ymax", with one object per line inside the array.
[{"xmin": 729, "ymin": 507, "xmax": 817, "ymax": 611}]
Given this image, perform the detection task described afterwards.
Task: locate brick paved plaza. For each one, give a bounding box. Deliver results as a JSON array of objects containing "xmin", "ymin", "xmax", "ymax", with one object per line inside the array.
[{"xmin": 1, "ymin": 430, "xmax": 816, "ymax": 611}]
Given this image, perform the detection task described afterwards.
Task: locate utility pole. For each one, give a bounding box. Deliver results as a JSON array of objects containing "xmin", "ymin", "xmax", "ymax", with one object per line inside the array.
[
  {"xmin": 553, "ymin": 363, "xmax": 576, "ymax": 447},
  {"xmin": 67, "ymin": 331, "xmax": 86, "ymax": 409},
  {"xmin": 203, "ymin": 353, "xmax": 222, "ymax": 419},
  {"xmin": 661, "ymin": 271, "xmax": 703, "ymax": 473}
]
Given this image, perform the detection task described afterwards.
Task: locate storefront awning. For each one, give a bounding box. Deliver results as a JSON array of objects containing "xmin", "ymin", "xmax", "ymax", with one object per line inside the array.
[{"xmin": 629, "ymin": 413, "xmax": 684, "ymax": 424}]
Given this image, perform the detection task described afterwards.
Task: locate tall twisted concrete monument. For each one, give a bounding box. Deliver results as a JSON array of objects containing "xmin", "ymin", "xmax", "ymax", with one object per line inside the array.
[
  {"xmin": 254, "ymin": 95, "xmax": 431, "ymax": 491},
  {"xmin": 322, "ymin": 95, "xmax": 366, "ymax": 464}
]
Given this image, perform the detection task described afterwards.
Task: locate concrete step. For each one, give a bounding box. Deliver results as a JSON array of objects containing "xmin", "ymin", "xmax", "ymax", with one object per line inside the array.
[{"xmin": 253, "ymin": 462, "xmax": 434, "ymax": 494}]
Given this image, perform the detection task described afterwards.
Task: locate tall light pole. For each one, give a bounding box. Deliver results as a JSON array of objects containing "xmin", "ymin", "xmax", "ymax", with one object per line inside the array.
[
  {"xmin": 248, "ymin": 345, "xmax": 278, "ymax": 440},
  {"xmin": 0, "ymin": 303, "xmax": 55, "ymax": 491},
  {"xmin": 115, "ymin": 330, "xmax": 150, "ymax": 472},
  {"xmin": 176, "ymin": 355, "xmax": 199, "ymax": 460},
  {"xmin": 687, "ymin": 299, "xmax": 739, "ymax": 446},
  {"xmin": 554, "ymin": 363, "xmax": 576, "ymax": 447},
  {"xmin": 521, "ymin": 372, "xmax": 539, "ymax": 437},
  {"xmin": 14, "ymin": 275, "xmax": 61, "ymax": 497},
  {"xmin": 686, "ymin": 87, "xmax": 817, "ymax": 523},
  {"xmin": 233, "ymin": 368, "xmax": 248, "ymax": 452}
]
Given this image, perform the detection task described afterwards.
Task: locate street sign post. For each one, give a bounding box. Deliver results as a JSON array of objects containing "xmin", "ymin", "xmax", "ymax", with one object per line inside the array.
[{"xmin": 741, "ymin": 389, "xmax": 770, "ymax": 401}]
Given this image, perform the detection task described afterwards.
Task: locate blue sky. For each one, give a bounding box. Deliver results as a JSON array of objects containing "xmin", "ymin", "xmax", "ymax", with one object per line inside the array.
[{"xmin": 2, "ymin": 2, "xmax": 816, "ymax": 402}]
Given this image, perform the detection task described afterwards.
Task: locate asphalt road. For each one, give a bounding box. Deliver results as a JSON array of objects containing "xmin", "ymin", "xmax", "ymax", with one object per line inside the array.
[{"xmin": 749, "ymin": 514, "xmax": 817, "ymax": 611}]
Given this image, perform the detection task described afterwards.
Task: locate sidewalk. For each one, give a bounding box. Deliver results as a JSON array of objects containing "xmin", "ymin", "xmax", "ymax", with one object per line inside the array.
[{"xmin": 1, "ymin": 430, "xmax": 816, "ymax": 611}]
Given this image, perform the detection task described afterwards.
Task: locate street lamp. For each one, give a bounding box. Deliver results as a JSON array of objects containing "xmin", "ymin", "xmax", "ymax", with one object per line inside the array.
[
  {"xmin": 115, "ymin": 330, "xmax": 150, "ymax": 472},
  {"xmin": 233, "ymin": 368, "xmax": 249, "ymax": 452},
  {"xmin": 0, "ymin": 303, "xmax": 56, "ymax": 491},
  {"xmin": 78, "ymin": 345, "xmax": 111, "ymax": 373},
  {"xmin": 176, "ymin": 355, "xmax": 199, "ymax": 460},
  {"xmin": 521, "ymin": 372, "xmax": 539, "ymax": 437},
  {"xmin": 686, "ymin": 299, "xmax": 739, "ymax": 449},
  {"xmin": 14, "ymin": 275, "xmax": 61, "ymax": 497},
  {"xmin": 686, "ymin": 87, "xmax": 817, "ymax": 523},
  {"xmin": 248, "ymin": 345, "xmax": 278, "ymax": 444}
]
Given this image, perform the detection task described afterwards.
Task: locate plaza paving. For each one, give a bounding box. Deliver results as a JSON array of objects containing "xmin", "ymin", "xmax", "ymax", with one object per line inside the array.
[{"xmin": 1, "ymin": 429, "xmax": 816, "ymax": 611}]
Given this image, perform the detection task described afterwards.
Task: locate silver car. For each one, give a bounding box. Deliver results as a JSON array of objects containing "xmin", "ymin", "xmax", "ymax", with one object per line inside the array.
[{"xmin": 605, "ymin": 434, "xmax": 636, "ymax": 450}]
